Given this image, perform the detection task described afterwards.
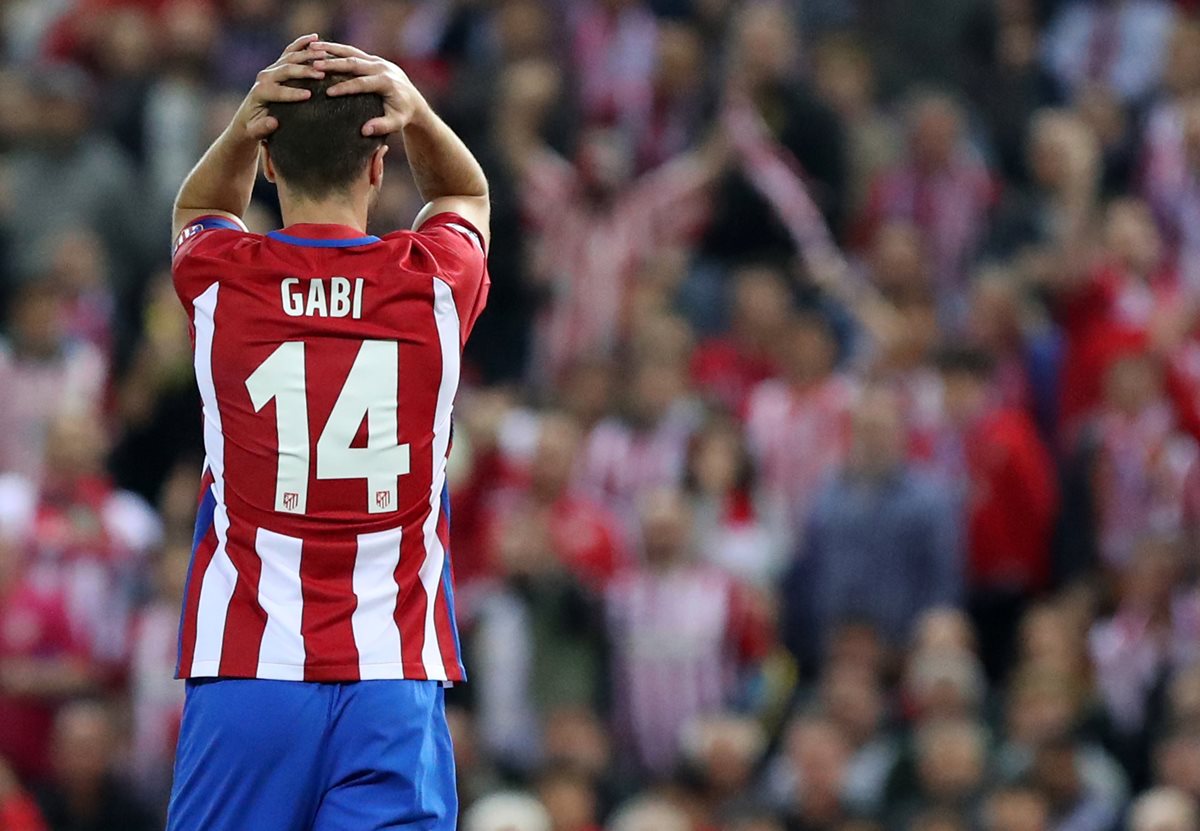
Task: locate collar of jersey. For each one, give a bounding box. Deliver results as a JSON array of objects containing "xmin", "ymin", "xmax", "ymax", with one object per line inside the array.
[{"xmin": 267, "ymin": 224, "xmax": 381, "ymax": 248}]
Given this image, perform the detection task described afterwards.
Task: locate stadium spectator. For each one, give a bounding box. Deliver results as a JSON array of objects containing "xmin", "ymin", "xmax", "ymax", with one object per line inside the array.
[
  {"xmin": 606, "ymin": 488, "xmax": 769, "ymax": 777},
  {"xmin": 854, "ymin": 92, "xmax": 995, "ymax": 309},
  {"xmin": 744, "ymin": 311, "xmax": 856, "ymax": 530},
  {"xmin": 783, "ymin": 387, "xmax": 962, "ymax": 665},
  {"xmin": 0, "ymin": 412, "xmax": 161, "ymax": 669},
  {"xmin": 935, "ymin": 345, "xmax": 1059, "ymax": 678},
  {"xmin": 0, "ymin": 283, "xmax": 107, "ymax": 482}
]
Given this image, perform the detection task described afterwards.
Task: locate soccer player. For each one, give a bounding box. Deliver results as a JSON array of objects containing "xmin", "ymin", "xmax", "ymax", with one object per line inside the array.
[{"xmin": 166, "ymin": 35, "xmax": 489, "ymax": 831}]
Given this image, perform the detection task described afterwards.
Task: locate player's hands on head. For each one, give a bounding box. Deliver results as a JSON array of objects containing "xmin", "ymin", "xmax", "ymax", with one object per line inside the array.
[
  {"xmin": 310, "ymin": 42, "xmax": 427, "ymax": 137},
  {"xmin": 237, "ymin": 33, "xmax": 328, "ymax": 141}
]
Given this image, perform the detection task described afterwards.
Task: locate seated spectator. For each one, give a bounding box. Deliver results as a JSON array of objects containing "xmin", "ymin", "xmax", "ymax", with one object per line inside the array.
[
  {"xmin": 678, "ymin": 714, "xmax": 766, "ymax": 817},
  {"xmin": 0, "ymin": 282, "xmax": 107, "ymax": 482},
  {"xmin": 816, "ymin": 661, "xmax": 900, "ymax": 817},
  {"xmin": 997, "ymin": 669, "xmax": 1130, "ymax": 816},
  {"xmin": 1029, "ymin": 734, "xmax": 1124, "ymax": 831},
  {"xmin": 35, "ymin": 700, "xmax": 157, "ymax": 831},
  {"xmin": 606, "ymin": 488, "xmax": 770, "ymax": 777},
  {"xmin": 783, "ymin": 387, "xmax": 962, "ymax": 666},
  {"xmin": 886, "ymin": 719, "xmax": 989, "ymax": 826},
  {"xmin": 935, "ymin": 345, "xmax": 1059, "ymax": 680},
  {"xmin": 764, "ymin": 716, "xmax": 852, "ymax": 830}
]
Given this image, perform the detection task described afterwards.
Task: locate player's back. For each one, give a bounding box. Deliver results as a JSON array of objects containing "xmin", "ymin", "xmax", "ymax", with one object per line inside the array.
[{"xmin": 171, "ymin": 215, "xmax": 488, "ymax": 684}]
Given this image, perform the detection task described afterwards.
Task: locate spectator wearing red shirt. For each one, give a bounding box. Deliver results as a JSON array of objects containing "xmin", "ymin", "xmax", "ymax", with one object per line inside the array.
[
  {"xmin": 937, "ymin": 346, "xmax": 1059, "ymax": 680},
  {"xmin": 0, "ymin": 413, "xmax": 162, "ymax": 673},
  {"xmin": 689, "ymin": 265, "xmax": 788, "ymax": 418},
  {"xmin": 0, "ymin": 535, "xmax": 95, "ymax": 784},
  {"xmin": 1055, "ymin": 198, "xmax": 1180, "ymax": 439},
  {"xmin": 486, "ymin": 413, "xmax": 628, "ymax": 591}
]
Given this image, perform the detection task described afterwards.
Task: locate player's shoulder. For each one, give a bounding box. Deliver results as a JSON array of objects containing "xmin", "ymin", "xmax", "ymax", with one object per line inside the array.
[
  {"xmin": 382, "ymin": 212, "xmax": 487, "ymax": 268},
  {"xmin": 173, "ymin": 214, "xmax": 260, "ymax": 261}
]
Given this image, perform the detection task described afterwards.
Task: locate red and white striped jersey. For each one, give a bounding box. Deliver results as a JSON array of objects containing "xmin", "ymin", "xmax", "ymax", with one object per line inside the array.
[{"xmin": 171, "ymin": 213, "xmax": 488, "ymax": 683}]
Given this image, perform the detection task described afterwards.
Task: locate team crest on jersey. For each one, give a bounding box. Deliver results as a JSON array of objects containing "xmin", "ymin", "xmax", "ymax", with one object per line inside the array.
[
  {"xmin": 376, "ymin": 490, "xmax": 391, "ymax": 509},
  {"xmin": 283, "ymin": 492, "xmax": 300, "ymax": 511}
]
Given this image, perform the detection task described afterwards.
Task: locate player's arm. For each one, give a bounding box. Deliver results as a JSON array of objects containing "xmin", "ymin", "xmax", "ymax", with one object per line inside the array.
[
  {"xmin": 171, "ymin": 34, "xmax": 328, "ymax": 240},
  {"xmin": 314, "ymin": 43, "xmax": 490, "ymax": 248}
]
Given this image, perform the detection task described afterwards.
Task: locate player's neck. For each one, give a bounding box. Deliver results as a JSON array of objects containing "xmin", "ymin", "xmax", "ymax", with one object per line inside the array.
[{"xmin": 279, "ymin": 196, "xmax": 369, "ymax": 233}]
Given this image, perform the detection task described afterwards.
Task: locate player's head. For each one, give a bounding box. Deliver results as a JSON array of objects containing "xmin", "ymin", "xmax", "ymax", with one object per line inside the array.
[{"xmin": 263, "ymin": 73, "xmax": 387, "ymax": 204}]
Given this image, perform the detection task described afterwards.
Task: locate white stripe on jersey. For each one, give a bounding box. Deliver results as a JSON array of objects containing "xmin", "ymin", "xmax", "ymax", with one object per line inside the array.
[
  {"xmin": 352, "ymin": 527, "xmax": 404, "ymax": 679},
  {"xmin": 445, "ymin": 222, "xmax": 484, "ymax": 252},
  {"xmin": 417, "ymin": 278, "xmax": 461, "ymax": 681},
  {"xmin": 254, "ymin": 528, "xmax": 306, "ymax": 679},
  {"xmin": 190, "ymin": 282, "xmax": 238, "ymax": 677}
]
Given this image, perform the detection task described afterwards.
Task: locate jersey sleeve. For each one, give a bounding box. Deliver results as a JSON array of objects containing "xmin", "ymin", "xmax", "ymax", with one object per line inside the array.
[
  {"xmin": 411, "ymin": 212, "xmax": 490, "ymax": 345},
  {"xmin": 171, "ymin": 215, "xmax": 250, "ymax": 306}
]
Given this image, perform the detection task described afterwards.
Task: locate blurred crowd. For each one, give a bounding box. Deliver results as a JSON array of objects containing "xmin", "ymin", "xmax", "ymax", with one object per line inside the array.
[{"xmin": 5, "ymin": 0, "xmax": 1200, "ymax": 830}]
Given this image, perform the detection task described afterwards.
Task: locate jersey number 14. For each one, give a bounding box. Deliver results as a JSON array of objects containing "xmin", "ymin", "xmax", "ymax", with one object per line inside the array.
[{"xmin": 245, "ymin": 340, "xmax": 410, "ymax": 515}]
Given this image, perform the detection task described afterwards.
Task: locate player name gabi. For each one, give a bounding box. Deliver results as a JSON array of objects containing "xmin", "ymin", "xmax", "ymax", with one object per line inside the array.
[{"xmin": 281, "ymin": 277, "xmax": 365, "ymax": 319}]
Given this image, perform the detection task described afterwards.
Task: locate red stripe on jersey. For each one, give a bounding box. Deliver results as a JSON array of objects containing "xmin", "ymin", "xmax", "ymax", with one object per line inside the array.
[
  {"xmin": 218, "ymin": 515, "xmax": 267, "ymax": 676},
  {"xmin": 179, "ymin": 523, "xmax": 217, "ymax": 676},
  {"xmin": 395, "ymin": 526, "xmax": 430, "ymax": 680},
  {"xmin": 299, "ymin": 537, "xmax": 361, "ymax": 681}
]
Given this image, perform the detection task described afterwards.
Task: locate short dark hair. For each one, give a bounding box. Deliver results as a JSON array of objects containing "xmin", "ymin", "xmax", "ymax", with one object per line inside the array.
[{"xmin": 266, "ymin": 73, "xmax": 385, "ymax": 198}]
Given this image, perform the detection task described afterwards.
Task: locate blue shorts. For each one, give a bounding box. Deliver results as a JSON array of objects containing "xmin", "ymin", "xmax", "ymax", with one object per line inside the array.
[{"xmin": 166, "ymin": 679, "xmax": 456, "ymax": 831}]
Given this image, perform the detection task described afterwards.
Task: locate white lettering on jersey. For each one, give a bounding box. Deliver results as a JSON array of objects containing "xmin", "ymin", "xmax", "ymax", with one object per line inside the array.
[
  {"xmin": 281, "ymin": 277, "xmax": 364, "ymax": 319},
  {"xmin": 305, "ymin": 279, "xmax": 327, "ymax": 317}
]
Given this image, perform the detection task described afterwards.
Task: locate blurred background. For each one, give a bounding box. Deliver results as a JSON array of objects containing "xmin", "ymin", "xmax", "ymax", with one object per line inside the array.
[{"xmin": 2, "ymin": 0, "xmax": 1200, "ymax": 830}]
